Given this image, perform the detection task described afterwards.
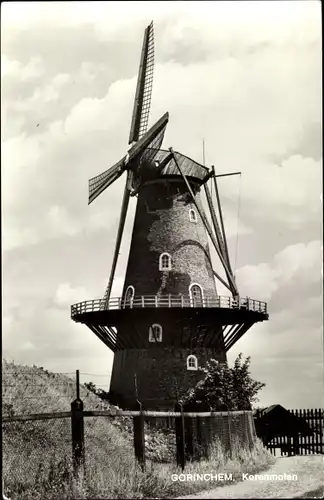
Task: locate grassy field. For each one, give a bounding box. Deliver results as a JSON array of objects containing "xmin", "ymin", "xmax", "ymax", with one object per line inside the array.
[{"xmin": 2, "ymin": 359, "xmax": 275, "ymax": 499}]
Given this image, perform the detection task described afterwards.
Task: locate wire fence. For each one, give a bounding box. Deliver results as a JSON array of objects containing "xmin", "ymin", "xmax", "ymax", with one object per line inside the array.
[
  {"xmin": 145, "ymin": 409, "xmax": 256, "ymax": 461},
  {"xmin": 2, "ymin": 365, "xmax": 258, "ymax": 499},
  {"xmin": 2, "ymin": 418, "xmax": 72, "ymax": 491},
  {"xmin": 2, "ymin": 363, "xmax": 111, "ymax": 416}
]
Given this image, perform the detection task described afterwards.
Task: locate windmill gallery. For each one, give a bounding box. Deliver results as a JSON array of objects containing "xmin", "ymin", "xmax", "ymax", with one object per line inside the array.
[{"xmin": 70, "ymin": 22, "xmax": 269, "ymax": 410}]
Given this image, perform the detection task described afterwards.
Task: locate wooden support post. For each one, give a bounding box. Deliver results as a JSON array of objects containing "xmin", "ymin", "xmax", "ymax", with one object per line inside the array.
[
  {"xmin": 204, "ymin": 183, "xmax": 233, "ymax": 282},
  {"xmin": 71, "ymin": 370, "xmax": 85, "ymax": 476},
  {"xmin": 184, "ymin": 414, "xmax": 194, "ymax": 461},
  {"xmin": 293, "ymin": 433, "xmax": 299, "ymax": 455},
  {"xmin": 228, "ymin": 412, "xmax": 233, "ymax": 458},
  {"xmin": 195, "ymin": 416, "xmax": 203, "ymax": 460},
  {"xmin": 103, "ymin": 176, "xmax": 131, "ymax": 308},
  {"xmin": 211, "ymin": 166, "xmax": 233, "ymax": 268},
  {"xmin": 175, "ymin": 402, "xmax": 186, "ymax": 470},
  {"xmin": 133, "ymin": 400, "xmax": 145, "ymax": 471}
]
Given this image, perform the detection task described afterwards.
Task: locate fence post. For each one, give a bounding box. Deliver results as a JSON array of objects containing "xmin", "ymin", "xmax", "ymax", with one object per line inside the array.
[
  {"xmin": 71, "ymin": 370, "xmax": 85, "ymax": 476},
  {"xmin": 293, "ymin": 433, "xmax": 299, "ymax": 455},
  {"xmin": 175, "ymin": 402, "xmax": 186, "ymax": 471},
  {"xmin": 133, "ymin": 400, "xmax": 145, "ymax": 471},
  {"xmin": 227, "ymin": 411, "xmax": 233, "ymax": 458},
  {"xmin": 184, "ymin": 413, "xmax": 194, "ymax": 461},
  {"xmin": 245, "ymin": 410, "xmax": 254, "ymax": 450}
]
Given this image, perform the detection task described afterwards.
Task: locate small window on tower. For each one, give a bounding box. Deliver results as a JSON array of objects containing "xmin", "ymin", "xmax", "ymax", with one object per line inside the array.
[
  {"xmin": 187, "ymin": 355, "xmax": 198, "ymax": 371},
  {"xmin": 149, "ymin": 324, "xmax": 163, "ymax": 342},
  {"xmin": 189, "ymin": 209, "xmax": 197, "ymax": 223},
  {"xmin": 159, "ymin": 253, "xmax": 172, "ymax": 271},
  {"xmin": 189, "ymin": 283, "xmax": 204, "ymax": 306},
  {"xmin": 123, "ymin": 285, "xmax": 135, "ymax": 308}
]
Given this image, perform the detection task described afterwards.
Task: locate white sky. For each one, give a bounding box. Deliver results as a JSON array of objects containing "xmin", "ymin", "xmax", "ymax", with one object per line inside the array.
[{"xmin": 2, "ymin": 1, "xmax": 323, "ymax": 408}]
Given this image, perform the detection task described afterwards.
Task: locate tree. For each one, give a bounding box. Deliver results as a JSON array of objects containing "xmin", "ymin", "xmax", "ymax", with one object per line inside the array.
[
  {"xmin": 84, "ymin": 381, "xmax": 110, "ymax": 400},
  {"xmin": 84, "ymin": 381, "xmax": 97, "ymax": 394},
  {"xmin": 181, "ymin": 353, "xmax": 265, "ymax": 410}
]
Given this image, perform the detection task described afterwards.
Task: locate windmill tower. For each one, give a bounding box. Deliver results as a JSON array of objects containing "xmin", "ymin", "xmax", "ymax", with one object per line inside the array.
[{"xmin": 71, "ymin": 22, "xmax": 269, "ymax": 410}]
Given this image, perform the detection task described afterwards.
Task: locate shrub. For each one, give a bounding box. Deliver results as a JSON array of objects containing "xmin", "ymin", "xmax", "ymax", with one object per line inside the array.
[{"xmin": 181, "ymin": 353, "xmax": 265, "ymax": 410}]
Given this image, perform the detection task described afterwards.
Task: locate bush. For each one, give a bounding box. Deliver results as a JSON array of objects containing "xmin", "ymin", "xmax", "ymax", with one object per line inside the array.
[{"xmin": 181, "ymin": 353, "xmax": 265, "ymax": 410}]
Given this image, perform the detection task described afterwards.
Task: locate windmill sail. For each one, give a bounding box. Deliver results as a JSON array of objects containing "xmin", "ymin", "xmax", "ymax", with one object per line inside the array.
[
  {"xmin": 128, "ymin": 21, "xmax": 154, "ymax": 144},
  {"xmin": 101, "ymin": 171, "xmax": 132, "ymax": 307},
  {"xmin": 127, "ymin": 111, "xmax": 168, "ymax": 163},
  {"xmin": 88, "ymin": 112, "xmax": 169, "ymax": 205},
  {"xmin": 88, "ymin": 156, "xmax": 126, "ymax": 205}
]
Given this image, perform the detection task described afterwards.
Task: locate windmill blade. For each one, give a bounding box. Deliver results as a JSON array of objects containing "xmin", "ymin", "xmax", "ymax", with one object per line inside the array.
[
  {"xmin": 128, "ymin": 111, "xmax": 168, "ymax": 164},
  {"xmin": 102, "ymin": 170, "xmax": 131, "ymax": 306},
  {"xmin": 139, "ymin": 117, "xmax": 168, "ymax": 164},
  {"xmin": 128, "ymin": 21, "xmax": 154, "ymax": 144},
  {"xmin": 88, "ymin": 155, "xmax": 126, "ymax": 205},
  {"xmin": 88, "ymin": 112, "xmax": 168, "ymax": 204}
]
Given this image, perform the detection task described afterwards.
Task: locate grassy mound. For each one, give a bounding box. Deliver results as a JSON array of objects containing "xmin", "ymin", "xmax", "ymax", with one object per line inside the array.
[{"xmin": 2, "ymin": 359, "xmax": 275, "ymax": 499}]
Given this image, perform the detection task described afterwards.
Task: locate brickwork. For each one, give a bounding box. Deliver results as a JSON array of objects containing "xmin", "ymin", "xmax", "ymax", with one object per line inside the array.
[
  {"xmin": 109, "ymin": 302, "xmax": 227, "ymax": 410},
  {"xmin": 109, "ymin": 176, "xmax": 226, "ymax": 409},
  {"xmin": 122, "ymin": 178, "xmax": 217, "ymax": 297},
  {"xmin": 109, "ymin": 346, "xmax": 226, "ymax": 410}
]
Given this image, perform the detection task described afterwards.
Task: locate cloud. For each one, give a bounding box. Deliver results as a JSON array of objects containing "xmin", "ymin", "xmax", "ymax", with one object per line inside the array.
[
  {"xmin": 54, "ymin": 282, "xmax": 89, "ymax": 308},
  {"xmin": 52, "ymin": 73, "xmax": 71, "ymax": 88},
  {"xmin": 236, "ymin": 240, "xmax": 322, "ymax": 301},
  {"xmin": 1, "ymin": 54, "xmax": 45, "ymax": 80},
  {"xmin": 63, "ymin": 76, "xmax": 135, "ymax": 137}
]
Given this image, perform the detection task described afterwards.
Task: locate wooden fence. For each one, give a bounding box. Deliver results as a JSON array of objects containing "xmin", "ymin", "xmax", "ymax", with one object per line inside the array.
[
  {"xmin": 3, "ymin": 401, "xmax": 256, "ymax": 473},
  {"xmin": 254, "ymin": 408, "xmax": 324, "ymax": 456},
  {"xmin": 3, "ymin": 373, "xmax": 255, "ymax": 474}
]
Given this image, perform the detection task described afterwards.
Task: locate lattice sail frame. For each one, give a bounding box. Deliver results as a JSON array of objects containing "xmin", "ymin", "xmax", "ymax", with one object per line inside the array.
[
  {"xmin": 139, "ymin": 122, "xmax": 166, "ymax": 163},
  {"xmin": 128, "ymin": 21, "xmax": 154, "ymax": 144},
  {"xmin": 88, "ymin": 156, "xmax": 126, "ymax": 205},
  {"xmin": 88, "ymin": 111, "xmax": 169, "ymax": 205}
]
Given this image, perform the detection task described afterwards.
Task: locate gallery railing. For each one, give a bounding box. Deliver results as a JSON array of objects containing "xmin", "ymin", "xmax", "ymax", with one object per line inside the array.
[{"xmin": 71, "ymin": 295, "xmax": 267, "ymax": 318}]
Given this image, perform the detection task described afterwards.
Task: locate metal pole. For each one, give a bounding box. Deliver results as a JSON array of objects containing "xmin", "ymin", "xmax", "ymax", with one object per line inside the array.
[
  {"xmin": 215, "ymin": 172, "xmax": 241, "ymax": 178},
  {"xmin": 134, "ymin": 373, "xmax": 138, "ymax": 400},
  {"xmin": 202, "ymin": 139, "xmax": 206, "ymax": 166}
]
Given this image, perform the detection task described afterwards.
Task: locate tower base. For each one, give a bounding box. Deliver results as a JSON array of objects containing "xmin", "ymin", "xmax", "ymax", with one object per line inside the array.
[{"xmin": 109, "ymin": 346, "xmax": 226, "ymax": 410}]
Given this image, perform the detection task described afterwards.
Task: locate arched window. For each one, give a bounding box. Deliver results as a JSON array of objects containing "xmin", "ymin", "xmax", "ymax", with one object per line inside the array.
[
  {"xmin": 189, "ymin": 283, "xmax": 204, "ymax": 306},
  {"xmin": 123, "ymin": 285, "xmax": 135, "ymax": 308},
  {"xmin": 187, "ymin": 355, "xmax": 198, "ymax": 371},
  {"xmin": 149, "ymin": 323, "xmax": 163, "ymax": 342},
  {"xmin": 189, "ymin": 208, "xmax": 197, "ymax": 223},
  {"xmin": 159, "ymin": 253, "xmax": 172, "ymax": 271}
]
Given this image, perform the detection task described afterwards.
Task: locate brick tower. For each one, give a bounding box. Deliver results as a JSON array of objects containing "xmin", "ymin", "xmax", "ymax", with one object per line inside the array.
[{"xmin": 71, "ymin": 22, "xmax": 268, "ymax": 410}]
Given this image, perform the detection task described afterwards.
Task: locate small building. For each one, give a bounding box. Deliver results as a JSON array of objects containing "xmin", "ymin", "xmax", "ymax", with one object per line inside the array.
[{"xmin": 254, "ymin": 404, "xmax": 314, "ymax": 455}]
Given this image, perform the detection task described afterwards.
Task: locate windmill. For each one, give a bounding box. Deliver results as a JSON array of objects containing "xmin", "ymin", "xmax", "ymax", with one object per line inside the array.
[
  {"xmin": 71, "ymin": 21, "xmax": 269, "ymax": 410},
  {"xmin": 88, "ymin": 22, "xmax": 168, "ymax": 307}
]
